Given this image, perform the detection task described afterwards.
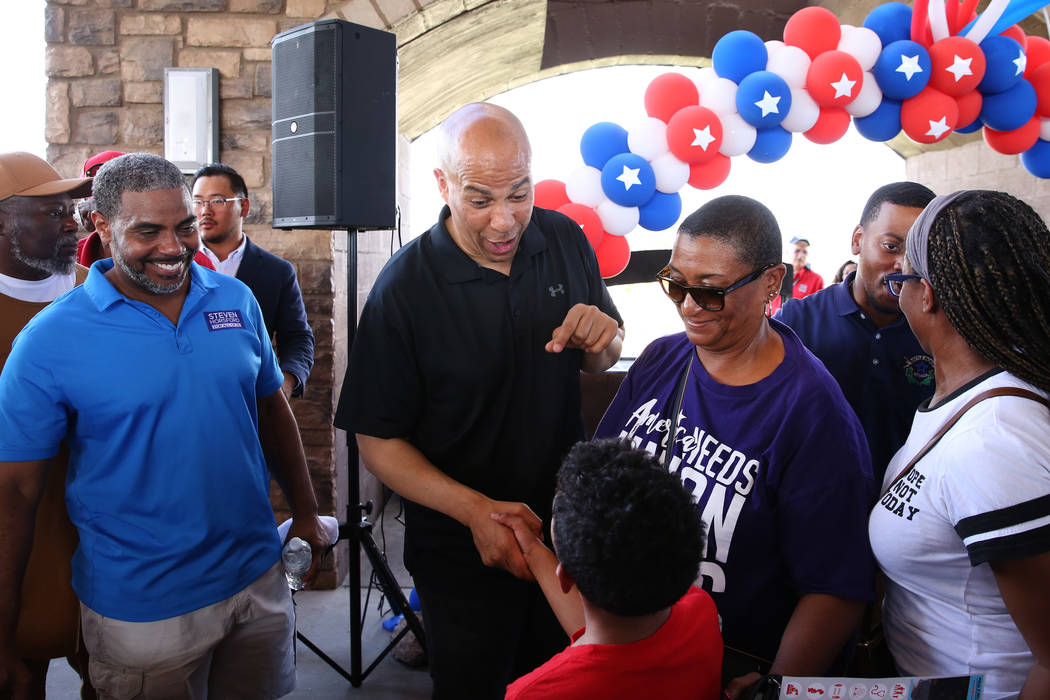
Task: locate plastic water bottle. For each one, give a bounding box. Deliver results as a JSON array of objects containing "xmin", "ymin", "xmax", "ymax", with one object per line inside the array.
[{"xmin": 282, "ymin": 537, "xmax": 312, "ymax": 591}]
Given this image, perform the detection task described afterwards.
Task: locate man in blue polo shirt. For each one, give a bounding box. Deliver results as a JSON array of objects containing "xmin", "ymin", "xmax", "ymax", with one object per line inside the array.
[
  {"xmin": 0, "ymin": 153, "xmax": 327, "ymax": 699},
  {"xmin": 336, "ymin": 103, "xmax": 624, "ymax": 699},
  {"xmin": 776, "ymin": 181, "xmax": 937, "ymax": 481}
]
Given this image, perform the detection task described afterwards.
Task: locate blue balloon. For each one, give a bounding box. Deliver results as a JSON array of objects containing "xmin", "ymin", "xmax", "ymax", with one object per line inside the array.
[
  {"xmin": 638, "ymin": 191, "xmax": 683, "ymax": 231},
  {"xmin": 854, "ymin": 98, "xmax": 903, "ymax": 142},
  {"xmin": 961, "ymin": 0, "xmax": 1050, "ymax": 40},
  {"xmin": 580, "ymin": 122, "xmax": 629, "ymax": 170},
  {"xmin": 600, "ymin": 153, "xmax": 656, "ymax": 207},
  {"xmin": 981, "ymin": 79, "xmax": 1037, "ymax": 131},
  {"xmin": 863, "ymin": 2, "xmax": 912, "ymax": 48},
  {"xmin": 712, "ymin": 30, "xmax": 768, "ymax": 84},
  {"xmin": 1022, "ymin": 138, "xmax": 1050, "ymax": 178},
  {"xmin": 979, "ymin": 36, "xmax": 1026, "ymax": 95},
  {"xmin": 747, "ymin": 126, "xmax": 792, "ymax": 163},
  {"xmin": 736, "ymin": 71, "xmax": 792, "ymax": 128},
  {"xmin": 954, "ymin": 118, "xmax": 983, "ymax": 134},
  {"xmin": 873, "ymin": 40, "xmax": 931, "ymax": 100}
]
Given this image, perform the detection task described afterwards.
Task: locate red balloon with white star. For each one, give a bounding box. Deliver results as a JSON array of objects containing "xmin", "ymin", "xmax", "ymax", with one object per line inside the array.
[
  {"xmin": 806, "ymin": 50, "xmax": 864, "ymax": 107},
  {"xmin": 901, "ymin": 86, "xmax": 959, "ymax": 144},
  {"xmin": 557, "ymin": 202, "xmax": 606, "ymax": 250},
  {"xmin": 666, "ymin": 106, "xmax": 724, "ymax": 164},
  {"xmin": 928, "ymin": 37, "xmax": 985, "ymax": 97}
]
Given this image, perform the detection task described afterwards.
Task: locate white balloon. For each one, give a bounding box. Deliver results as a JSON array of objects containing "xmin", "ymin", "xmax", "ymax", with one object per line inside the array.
[
  {"xmin": 596, "ymin": 198, "xmax": 640, "ymax": 236},
  {"xmin": 699, "ymin": 77, "xmax": 739, "ymax": 117},
  {"xmin": 696, "ymin": 66, "xmax": 720, "ymax": 89},
  {"xmin": 650, "ymin": 152, "xmax": 690, "ymax": 193},
  {"xmin": 781, "ymin": 88, "xmax": 820, "ymax": 133},
  {"xmin": 838, "ymin": 25, "xmax": 882, "ymax": 72},
  {"xmin": 845, "ymin": 72, "xmax": 882, "ymax": 117},
  {"xmin": 627, "ymin": 117, "xmax": 670, "ymax": 161},
  {"xmin": 718, "ymin": 112, "xmax": 758, "ymax": 156},
  {"xmin": 565, "ymin": 165, "xmax": 604, "ymax": 208},
  {"xmin": 766, "ymin": 45, "xmax": 811, "ymax": 89},
  {"xmin": 764, "ymin": 39, "xmax": 785, "ymax": 61},
  {"xmin": 1040, "ymin": 119, "xmax": 1050, "ymax": 141}
]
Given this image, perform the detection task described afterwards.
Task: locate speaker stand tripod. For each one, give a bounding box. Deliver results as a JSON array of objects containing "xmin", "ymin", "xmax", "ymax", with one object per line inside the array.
[{"xmin": 295, "ymin": 228, "xmax": 427, "ymax": 686}]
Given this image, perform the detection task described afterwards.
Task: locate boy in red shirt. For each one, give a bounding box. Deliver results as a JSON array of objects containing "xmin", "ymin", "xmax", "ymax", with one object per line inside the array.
[{"xmin": 495, "ymin": 439, "xmax": 723, "ymax": 700}]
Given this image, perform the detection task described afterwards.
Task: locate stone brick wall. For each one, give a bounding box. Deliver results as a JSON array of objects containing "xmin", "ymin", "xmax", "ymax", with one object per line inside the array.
[{"xmin": 907, "ymin": 140, "xmax": 1050, "ymax": 220}]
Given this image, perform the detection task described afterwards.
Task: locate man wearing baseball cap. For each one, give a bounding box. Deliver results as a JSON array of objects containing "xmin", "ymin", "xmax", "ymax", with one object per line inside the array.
[
  {"xmin": 0, "ymin": 151, "xmax": 94, "ymax": 698},
  {"xmin": 768, "ymin": 236, "xmax": 824, "ymax": 314}
]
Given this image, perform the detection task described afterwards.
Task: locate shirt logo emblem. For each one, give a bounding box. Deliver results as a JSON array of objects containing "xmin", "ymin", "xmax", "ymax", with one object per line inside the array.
[
  {"xmin": 903, "ymin": 354, "xmax": 934, "ymax": 386},
  {"xmin": 204, "ymin": 310, "xmax": 245, "ymax": 331},
  {"xmin": 548, "ymin": 284, "xmax": 565, "ymax": 297}
]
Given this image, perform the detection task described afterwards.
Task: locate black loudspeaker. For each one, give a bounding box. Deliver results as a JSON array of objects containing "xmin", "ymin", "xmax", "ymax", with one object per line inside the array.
[{"xmin": 271, "ymin": 19, "xmax": 397, "ymax": 230}]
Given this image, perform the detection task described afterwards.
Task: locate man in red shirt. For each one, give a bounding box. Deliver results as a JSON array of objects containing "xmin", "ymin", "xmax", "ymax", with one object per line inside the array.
[{"xmin": 769, "ymin": 236, "xmax": 824, "ymax": 314}]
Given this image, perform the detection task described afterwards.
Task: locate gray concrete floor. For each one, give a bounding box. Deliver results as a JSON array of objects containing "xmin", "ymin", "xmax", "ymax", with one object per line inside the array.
[{"xmin": 45, "ymin": 496, "xmax": 432, "ymax": 699}]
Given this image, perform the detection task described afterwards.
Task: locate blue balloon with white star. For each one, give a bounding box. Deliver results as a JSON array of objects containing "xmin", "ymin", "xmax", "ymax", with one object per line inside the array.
[
  {"xmin": 712, "ymin": 30, "xmax": 768, "ymax": 84},
  {"xmin": 853, "ymin": 98, "xmax": 903, "ymax": 142},
  {"xmin": 873, "ymin": 40, "xmax": 931, "ymax": 100},
  {"xmin": 748, "ymin": 126, "xmax": 792, "ymax": 163},
  {"xmin": 736, "ymin": 71, "xmax": 792, "ymax": 128},
  {"xmin": 580, "ymin": 122, "xmax": 630, "ymax": 170},
  {"xmin": 1021, "ymin": 138, "xmax": 1050, "ymax": 178},
  {"xmin": 981, "ymin": 78, "xmax": 1037, "ymax": 131},
  {"xmin": 978, "ymin": 36, "xmax": 1026, "ymax": 95},
  {"xmin": 863, "ymin": 2, "xmax": 913, "ymax": 48},
  {"xmin": 600, "ymin": 153, "xmax": 656, "ymax": 207},
  {"xmin": 638, "ymin": 191, "xmax": 683, "ymax": 231}
]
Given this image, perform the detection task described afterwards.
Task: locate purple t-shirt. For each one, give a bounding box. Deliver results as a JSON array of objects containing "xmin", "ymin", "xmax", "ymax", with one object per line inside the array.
[{"xmin": 595, "ymin": 320, "xmax": 876, "ymax": 662}]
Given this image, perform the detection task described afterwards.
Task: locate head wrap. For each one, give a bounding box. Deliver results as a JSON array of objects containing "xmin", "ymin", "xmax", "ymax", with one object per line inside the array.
[{"xmin": 905, "ymin": 190, "xmax": 969, "ymax": 283}]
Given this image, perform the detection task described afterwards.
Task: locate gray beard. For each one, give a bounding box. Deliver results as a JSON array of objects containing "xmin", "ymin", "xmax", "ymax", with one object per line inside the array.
[
  {"xmin": 111, "ymin": 240, "xmax": 192, "ymax": 295},
  {"xmin": 10, "ymin": 231, "xmax": 76, "ymax": 276}
]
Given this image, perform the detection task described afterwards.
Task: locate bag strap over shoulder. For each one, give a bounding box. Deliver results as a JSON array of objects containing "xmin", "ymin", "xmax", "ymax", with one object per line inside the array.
[
  {"xmin": 663, "ymin": 352, "xmax": 694, "ymax": 472},
  {"xmin": 881, "ymin": 386, "xmax": 1050, "ymax": 498}
]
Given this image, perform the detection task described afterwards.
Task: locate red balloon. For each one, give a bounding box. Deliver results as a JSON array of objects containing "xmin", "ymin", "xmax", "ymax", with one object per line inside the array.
[
  {"xmin": 557, "ymin": 202, "xmax": 605, "ymax": 251},
  {"xmin": 803, "ymin": 107, "xmax": 850, "ymax": 144},
  {"xmin": 687, "ymin": 154, "xmax": 731, "ymax": 190},
  {"xmin": 534, "ymin": 179, "xmax": 569, "ymax": 210},
  {"xmin": 666, "ymin": 106, "xmax": 724, "ymax": 164},
  {"xmin": 955, "ymin": 89, "xmax": 983, "ymax": 128},
  {"xmin": 901, "ymin": 87, "xmax": 958, "ymax": 144},
  {"xmin": 983, "ymin": 117, "xmax": 1041, "ymax": 154},
  {"xmin": 1025, "ymin": 36, "xmax": 1050, "ymax": 80},
  {"xmin": 784, "ymin": 6, "xmax": 841, "ymax": 60},
  {"xmin": 806, "ymin": 51, "xmax": 864, "ymax": 108},
  {"xmin": 596, "ymin": 234, "xmax": 631, "ymax": 279},
  {"xmin": 1000, "ymin": 24, "xmax": 1027, "ymax": 50},
  {"xmin": 929, "ymin": 37, "xmax": 986, "ymax": 96},
  {"xmin": 1030, "ymin": 63, "xmax": 1050, "ymax": 118},
  {"xmin": 645, "ymin": 73, "xmax": 700, "ymax": 123}
]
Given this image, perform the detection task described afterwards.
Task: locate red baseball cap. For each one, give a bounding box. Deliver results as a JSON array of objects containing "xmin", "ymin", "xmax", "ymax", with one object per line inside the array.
[{"xmin": 82, "ymin": 150, "xmax": 126, "ymax": 177}]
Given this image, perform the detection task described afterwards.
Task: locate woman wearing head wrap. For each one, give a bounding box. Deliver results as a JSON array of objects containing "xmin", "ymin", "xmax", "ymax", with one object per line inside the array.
[{"xmin": 869, "ymin": 190, "xmax": 1050, "ymax": 698}]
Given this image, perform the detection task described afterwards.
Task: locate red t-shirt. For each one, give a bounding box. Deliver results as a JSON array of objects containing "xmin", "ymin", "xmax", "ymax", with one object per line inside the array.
[
  {"xmin": 505, "ymin": 587, "xmax": 723, "ymax": 700},
  {"xmin": 768, "ymin": 266, "xmax": 824, "ymax": 315}
]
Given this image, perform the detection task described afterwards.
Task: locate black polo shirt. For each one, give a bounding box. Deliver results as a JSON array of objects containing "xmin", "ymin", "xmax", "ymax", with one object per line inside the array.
[{"xmin": 335, "ymin": 206, "xmax": 622, "ymax": 571}]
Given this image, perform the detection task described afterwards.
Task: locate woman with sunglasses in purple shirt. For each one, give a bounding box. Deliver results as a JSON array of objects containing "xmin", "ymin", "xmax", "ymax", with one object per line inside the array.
[{"xmin": 594, "ymin": 195, "xmax": 877, "ymax": 699}]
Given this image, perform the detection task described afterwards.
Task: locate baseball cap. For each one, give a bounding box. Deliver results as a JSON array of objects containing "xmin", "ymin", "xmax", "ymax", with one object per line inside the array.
[
  {"xmin": 790, "ymin": 236, "xmax": 810, "ymax": 245},
  {"xmin": 83, "ymin": 150, "xmax": 125, "ymax": 177},
  {"xmin": 0, "ymin": 152, "xmax": 93, "ymax": 202}
]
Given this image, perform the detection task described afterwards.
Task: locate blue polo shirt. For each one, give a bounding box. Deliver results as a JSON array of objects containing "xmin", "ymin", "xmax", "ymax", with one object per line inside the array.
[
  {"xmin": 0, "ymin": 260, "xmax": 284, "ymax": 622},
  {"xmin": 775, "ymin": 271, "xmax": 935, "ymax": 481}
]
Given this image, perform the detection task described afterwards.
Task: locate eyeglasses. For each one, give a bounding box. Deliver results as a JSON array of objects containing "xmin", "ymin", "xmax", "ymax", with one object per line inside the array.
[
  {"xmin": 884, "ymin": 272, "xmax": 923, "ymax": 297},
  {"xmin": 657, "ymin": 263, "xmax": 777, "ymax": 312},
  {"xmin": 192, "ymin": 197, "xmax": 244, "ymax": 210}
]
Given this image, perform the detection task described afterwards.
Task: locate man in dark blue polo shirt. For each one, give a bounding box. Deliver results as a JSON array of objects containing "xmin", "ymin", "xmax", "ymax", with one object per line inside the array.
[
  {"xmin": 776, "ymin": 182, "xmax": 936, "ymax": 481},
  {"xmin": 335, "ymin": 103, "xmax": 623, "ymax": 699}
]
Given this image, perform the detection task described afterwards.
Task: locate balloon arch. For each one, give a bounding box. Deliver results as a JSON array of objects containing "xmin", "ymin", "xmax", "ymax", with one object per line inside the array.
[{"xmin": 533, "ymin": 0, "xmax": 1050, "ymax": 277}]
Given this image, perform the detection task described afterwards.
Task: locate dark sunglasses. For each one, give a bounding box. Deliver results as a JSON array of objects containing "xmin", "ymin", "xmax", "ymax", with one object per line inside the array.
[
  {"xmin": 657, "ymin": 263, "xmax": 777, "ymax": 312},
  {"xmin": 884, "ymin": 272, "xmax": 923, "ymax": 297}
]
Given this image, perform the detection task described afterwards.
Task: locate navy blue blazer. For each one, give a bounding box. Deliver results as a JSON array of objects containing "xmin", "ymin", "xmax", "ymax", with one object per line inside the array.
[{"xmin": 235, "ymin": 237, "xmax": 315, "ymax": 396}]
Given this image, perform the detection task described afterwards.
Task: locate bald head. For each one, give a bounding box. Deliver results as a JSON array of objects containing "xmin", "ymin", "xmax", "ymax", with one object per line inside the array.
[{"xmin": 437, "ymin": 103, "xmax": 532, "ymax": 176}]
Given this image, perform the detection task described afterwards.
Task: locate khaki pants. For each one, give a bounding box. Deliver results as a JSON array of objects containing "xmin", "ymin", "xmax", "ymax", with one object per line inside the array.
[{"xmin": 81, "ymin": 562, "xmax": 295, "ymax": 700}]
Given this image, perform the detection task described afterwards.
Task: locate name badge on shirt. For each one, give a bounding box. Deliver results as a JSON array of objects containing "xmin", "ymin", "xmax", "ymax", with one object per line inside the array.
[{"xmin": 204, "ymin": 310, "xmax": 245, "ymax": 331}]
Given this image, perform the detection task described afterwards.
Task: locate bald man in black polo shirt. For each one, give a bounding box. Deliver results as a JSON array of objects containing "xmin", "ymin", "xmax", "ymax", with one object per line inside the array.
[{"xmin": 335, "ymin": 103, "xmax": 623, "ymax": 699}]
